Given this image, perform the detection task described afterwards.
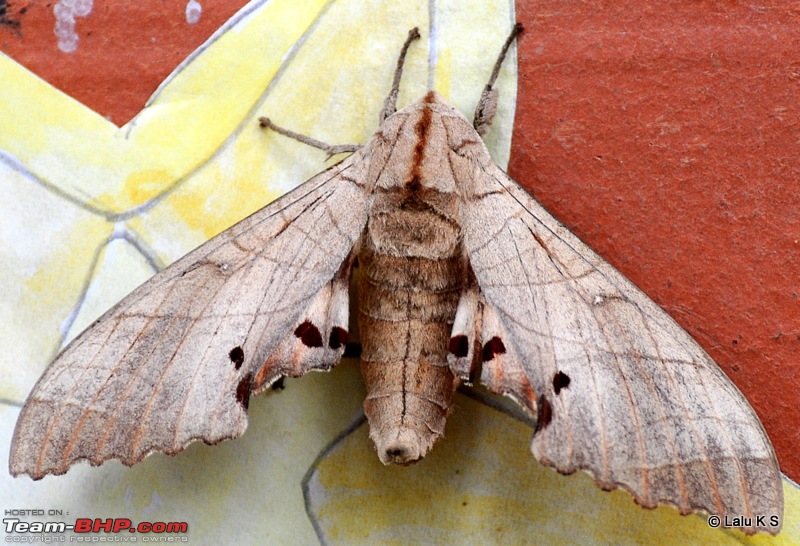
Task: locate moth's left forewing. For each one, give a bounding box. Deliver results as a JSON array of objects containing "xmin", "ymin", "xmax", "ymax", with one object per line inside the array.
[
  {"xmin": 10, "ymin": 151, "xmax": 372, "ymax": 479},
  {"xmin": 450, "ymin": 117, "xmax": 782, "ymax": 533}
]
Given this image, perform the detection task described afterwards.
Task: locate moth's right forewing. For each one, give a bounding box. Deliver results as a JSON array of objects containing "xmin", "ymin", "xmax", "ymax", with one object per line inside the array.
[
  {"xmin": 10, "ymin": 150, "xmax": 372, "ymax": 480},
  {"xmin": 453, "ymin": 124, "xmax": 782, "ymax": 533}
]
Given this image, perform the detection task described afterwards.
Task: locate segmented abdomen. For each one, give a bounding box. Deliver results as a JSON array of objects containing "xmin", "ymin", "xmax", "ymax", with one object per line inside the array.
[{"xmin": 357, "ymin": 195, "xmax": 463, "ymax": 465}]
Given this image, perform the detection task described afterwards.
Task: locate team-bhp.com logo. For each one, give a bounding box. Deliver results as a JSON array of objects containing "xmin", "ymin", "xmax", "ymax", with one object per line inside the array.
[{"xmin": 4, "ymin": 517, "xmax": 189, "ymax": 542}]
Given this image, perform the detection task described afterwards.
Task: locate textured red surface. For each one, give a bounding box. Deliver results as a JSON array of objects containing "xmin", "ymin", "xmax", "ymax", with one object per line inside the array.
[
  {"xmin": 512, "ymin": 1, "xmax": 799, "ymax": 478},
  {"xmin": 0, "ymin": 0, "xmax": 247, "ymax": 126},
  {"xmin": 1, "ymin": 1, "xmax": 797, "ymax": 479}
]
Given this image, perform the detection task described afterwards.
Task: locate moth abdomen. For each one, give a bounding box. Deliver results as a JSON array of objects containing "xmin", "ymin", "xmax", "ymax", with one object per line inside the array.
[
  {"xmin": 357, "ymin": 176, "xmax": 466, "ymax": 464},
  {"xmin": 360, "ymin": 252, "xmax": 464, "ymax": 292},
  {"xmin": 360, "ymin": 353, "xmax": 456, "ymax": 466}
]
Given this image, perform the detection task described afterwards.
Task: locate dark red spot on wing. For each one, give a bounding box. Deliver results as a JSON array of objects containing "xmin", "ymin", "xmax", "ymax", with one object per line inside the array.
[
  {"xmin": 553, "ymin": 371, "xmax": 571, "ymax": 394},
  {"xmin": 449, "ymin": 335, "xmax": 469, "ymax": 358},
  {"xmin": 294, "ymin": 320, "xmax": 323, "ymax": 348},
  {"xmin": 228, "ymin": 346, "xmax": 244, "ymax": 370},
  {"xmin": 236, "ymin": 373, "xmax": 253, "ymax": 410},
  {"xmin": 534, "ymin": 395, "xmax": 552, "ymax": 434},
  {"xmin": 328, "ymin": 327, "xmax": 348, "ymax": 350},
  {"xmin": 482, "ymin": 337, "xmax": 506, "ymax": 362}
]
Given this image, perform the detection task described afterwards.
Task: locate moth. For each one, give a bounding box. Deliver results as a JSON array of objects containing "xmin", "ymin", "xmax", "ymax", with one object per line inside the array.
[{"xmin": 10, "ymin": 25, "xmax": 783, "ymax": 535}]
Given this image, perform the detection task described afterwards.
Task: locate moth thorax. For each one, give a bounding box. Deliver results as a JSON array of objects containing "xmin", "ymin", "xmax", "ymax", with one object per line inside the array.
[{"xmin": 366, "ymin": 189, "xmax": 462, "ymax": 260}]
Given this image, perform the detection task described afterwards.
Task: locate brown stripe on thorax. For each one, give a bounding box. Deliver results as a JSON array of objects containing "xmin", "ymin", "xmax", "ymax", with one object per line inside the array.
[{"xmin": 405, "ymin": 91, "xmax": 436, "ymax": 194}]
